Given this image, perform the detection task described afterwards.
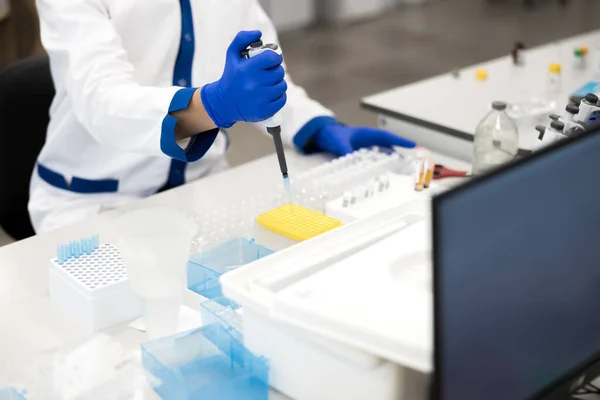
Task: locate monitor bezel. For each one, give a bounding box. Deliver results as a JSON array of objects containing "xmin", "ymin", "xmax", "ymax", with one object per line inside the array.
[{"xmin": 431, "ymin": 124, "xmax": 600, "ymax": 400}]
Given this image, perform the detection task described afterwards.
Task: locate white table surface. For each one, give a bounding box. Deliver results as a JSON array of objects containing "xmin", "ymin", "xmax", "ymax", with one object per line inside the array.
[
  {"xmin": 362, "ymin": 30, "xmax": 600, "ymax": 153},
  {"xmin": 0, "ymin": 149, "xmax": 468, "ymax": 398}
]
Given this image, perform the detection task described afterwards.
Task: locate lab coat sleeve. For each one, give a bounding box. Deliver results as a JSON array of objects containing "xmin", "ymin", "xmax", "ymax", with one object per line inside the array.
[
  {"xmin": 246, "ymin": 2, "xmax": 340, "ymax": 152},
  {"xmin": 36, "ymin": 0, "xmax": 217, "ymax": 162}
]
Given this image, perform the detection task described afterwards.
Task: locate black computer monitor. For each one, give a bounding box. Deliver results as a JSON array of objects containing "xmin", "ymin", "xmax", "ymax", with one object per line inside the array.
[{"xmin": 432, "ymin": 125, "xmax": 600, "ymax": 400}]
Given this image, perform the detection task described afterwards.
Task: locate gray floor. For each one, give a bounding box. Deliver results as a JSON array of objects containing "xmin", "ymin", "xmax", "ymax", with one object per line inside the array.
[
  {"xmin": 2, "ymin": 0, "xmax": 599, "ymax": 245},
  {"xmin": 226, "ymin": 0, "xmax": 600, "ymax": 165}
]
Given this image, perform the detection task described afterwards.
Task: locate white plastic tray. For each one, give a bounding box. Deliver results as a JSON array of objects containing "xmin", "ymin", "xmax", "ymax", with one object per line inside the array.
[{"xmin": 221, "ymin": 200, "xmax": 433, "ymax": 374}]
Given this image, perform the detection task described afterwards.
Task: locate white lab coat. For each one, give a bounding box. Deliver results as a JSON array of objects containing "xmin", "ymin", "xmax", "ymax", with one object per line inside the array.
[{"xmin": 30, "ymin": 0, "xmax": 335, "ymax": 233}]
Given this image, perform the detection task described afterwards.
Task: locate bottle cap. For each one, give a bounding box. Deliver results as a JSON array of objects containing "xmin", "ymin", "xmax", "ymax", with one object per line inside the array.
[
  {"xmin": 584, "ymin": 93, "xmax": 599, "ymax": 104},
  {"xmin": 582, "ymin": 46, "xmax": 589, "ymax": 55},
  {"xmin": 566, "ymin": 104, "xmax": 579, "ymax": 115},
  {"xmin": 575, "ymin": 49, "xmax": 584, "ymax": 57},
  {"xmin": 492, "ymin": 101, "xmax": 507, "ymax": 111},
  {"xmin": 550, "ymin": 120, "xmax": 565, "ymax": 131},
  {"xmin": 549, "ymin": 63, "xmax": 561, "ymax": 73},
  {"xmin": 475, "ymin": 69, "xmax": 488, "ymax": 80},
  {"xmin": 549, "ymin": 113, "xmax": 560, "ymax": 121},
  {"xmin": 570, "ymin": 96, "xmax": 582, "ymax": 106},
  {"xmin": 250, "ymin": 40, "xmax": 264, "ymax": 48},
  {"xmin": 536, "ymin": 125, "xmax": 546, "ymax": 140}
]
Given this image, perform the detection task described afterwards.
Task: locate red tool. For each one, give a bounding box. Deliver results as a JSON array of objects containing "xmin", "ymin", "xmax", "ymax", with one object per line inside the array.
[{"xmin": 433, "ymin": 164, "xmax": 470, "ymax": 180}]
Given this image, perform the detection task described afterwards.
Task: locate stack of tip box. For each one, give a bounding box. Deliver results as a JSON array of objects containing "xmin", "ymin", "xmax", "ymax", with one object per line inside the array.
[
  {"xmin": 49, "ymin": 243, "xmax": 141, "ymax": 333},
  {"xmin": 256, "ymin": 204, "xmax": 342, "ymax": 241}
]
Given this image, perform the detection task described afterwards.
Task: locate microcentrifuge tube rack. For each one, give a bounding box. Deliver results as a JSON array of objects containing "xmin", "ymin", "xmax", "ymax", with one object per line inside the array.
[{"xmin": 190, "ymin": 148, "xmax": 410, "ymax": 251}]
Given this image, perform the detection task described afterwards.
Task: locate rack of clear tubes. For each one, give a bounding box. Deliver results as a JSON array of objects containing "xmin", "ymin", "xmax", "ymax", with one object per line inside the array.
[{"xmin": 190, "ymin": 148, "xmax": 412, "ymax": 253}]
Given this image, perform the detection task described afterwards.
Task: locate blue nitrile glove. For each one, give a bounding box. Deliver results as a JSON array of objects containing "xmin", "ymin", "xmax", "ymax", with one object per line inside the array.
[
  {"xmin": 313, "ymin": 124, "xmax": 416, "ymax": 157},
  {"xmin": 201, "ymin": 30, "xmax": 288, "ymax": 129}
]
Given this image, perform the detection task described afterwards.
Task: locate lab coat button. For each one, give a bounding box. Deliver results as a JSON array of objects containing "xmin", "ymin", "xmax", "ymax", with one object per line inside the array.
[
  {"xmin": 178, "ymin": 79, "xmax": 187, "ymax": 86},
  {"xmin": 184, "ymin": 33, "xmax": 192, "ymax": 42}
]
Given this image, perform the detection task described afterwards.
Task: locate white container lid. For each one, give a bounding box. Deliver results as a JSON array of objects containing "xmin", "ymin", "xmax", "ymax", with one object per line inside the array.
[{"xmin": 221, "ymin": 200, "xmax": 433, "ymax": 373}]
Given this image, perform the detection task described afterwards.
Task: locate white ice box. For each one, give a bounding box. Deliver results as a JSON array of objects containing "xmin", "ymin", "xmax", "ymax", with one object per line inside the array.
[{"xmin": 222, "ymin": 200, "xmax": 433, "ymax": 400}]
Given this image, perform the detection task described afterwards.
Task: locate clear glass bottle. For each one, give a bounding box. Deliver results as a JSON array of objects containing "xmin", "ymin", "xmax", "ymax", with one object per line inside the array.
[{"xmin": 473, "ymin": 101, "xmax": 519, "ymax": 175}]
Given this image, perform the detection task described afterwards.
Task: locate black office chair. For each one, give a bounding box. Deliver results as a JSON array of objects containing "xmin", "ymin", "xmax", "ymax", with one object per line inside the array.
[{"xmin": 0, "ymin": 55, "xmax": 54, "ymax": 240}]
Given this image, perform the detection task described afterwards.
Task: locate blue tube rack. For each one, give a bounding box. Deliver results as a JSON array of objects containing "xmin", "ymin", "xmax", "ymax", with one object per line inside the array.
[
  {"xmin": 200, "ymin": 297, "xmax": 243, "ymax": 341},
  {"xmin": 141, "ymin": 324, "xmax": 268, "ymax": 400},
  {"xmin": 0, "ymin": 388, "xmax": 26, "ymax": 400},
  {"xmin": 187, "ymin": 238, "xmax": 274, "ymax": 304}
]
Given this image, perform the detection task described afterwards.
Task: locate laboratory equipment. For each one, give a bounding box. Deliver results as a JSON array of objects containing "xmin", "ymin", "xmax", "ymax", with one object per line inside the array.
[
  {"xmin": 189, "ymin": 148, "xmax": 415, "ymax": 250},
  {"xmin": 573, "ymin": 48, "xmax": 585, "ymax": 72},
  {"xmin": 575, "ymin": 93, "xmax": 600, "ymax": 123},
  {"xmin": 570, "ymin": 81, "xmax": 600, "ymax": 103},
  {"xmin": 327, "ymin": 180, "xmax": 431, "ymax": 222},
  {"xmin": 141, "ymin": 324, "xmax": 268, "ymax": 400},
  {"xmin": 200, "ymin": 297, "xmax": 243, "ymax": 339},
  {"xmin": 535, "ymin": 121, "xmax": 567, "ymax": 149},
  {"xmin": 432, "ymin": 122, "xmax": 600, "ymax": 400},
  {"xmin": 545, "ymin": 63, "xmax": 562, "ymax": 109},
  {"xmin": 0, "ymin": 333, "xmax": 149, "ymax": 400},
  {"xmin": 550, "ymin": 107, "xmax": 584, "ymax": 136},
  {"xmin": 48, "ymin": 243, "xmax": 141, "ymax": 333},
  {"xmin": 292, "ymin": 147, "xmax": 407, "ymax": 210},
  {"xmin": 472, "ymin": 101, "xmax": 519, "ymax": 175},
  {"xmin": 113, "ymin": 207, "xmax": 194, "ymax": 339},
  {"xmin": 56, "ymin": 234, "xmax": 100, "ymax": 264},
  {"xmin": 565, "ymin": 103, "xmax": 580, "ymax": 122},
  {"xmin": 256, "ymin": 204, "xmax": 342, "ymax": 241},
  {"xmin": 187, "ymin": 238, "xmax": 273, "ymax": 303},
  {"xmin": 414, "ymin": 150, "xmax": 425, "ymax": 192},
  {"xmin": 433, "ymin": 165, "xmax": 469, "ymax": 180},
  {"xmin": 424, "ymin": 160, "xmax": 435, "ymax": 188},
  {"xmin": 243, "ymin": 40, "xmax": 289, "ymax": 183},
  {"xmin": 0, "ymin": 388, "xmax": 25, "ymax": 400},
  {"xmin": 221, "ymin": 203, "xmax": 432, "ymax": 400}
]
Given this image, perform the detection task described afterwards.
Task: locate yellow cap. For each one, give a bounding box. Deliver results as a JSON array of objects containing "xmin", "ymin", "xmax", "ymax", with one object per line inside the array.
[
  {"xmin": 549, "ymin": 63, "xmax": 561, "ymax": 74},
  {"xmin": 582, "ymin": 46, "xmax": 589, "ymax": 55},
  {"xmin": 475, "ymin": 69, "xmax": 488, "ymax": 81}
]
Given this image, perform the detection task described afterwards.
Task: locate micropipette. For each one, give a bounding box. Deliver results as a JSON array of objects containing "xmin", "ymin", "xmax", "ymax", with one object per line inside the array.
[{"xmin": 242, "ymin": 40, "xmax": 291, "ymax": 196}]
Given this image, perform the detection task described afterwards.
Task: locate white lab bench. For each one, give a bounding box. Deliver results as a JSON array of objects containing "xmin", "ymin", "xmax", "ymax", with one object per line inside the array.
[
  {"xmin": 362, "ymin": 30, "xmax": 600, "ymax": 162},
  {"xmin": 0, "ymin": 149, "xmax": 468, "ymax": 399}
]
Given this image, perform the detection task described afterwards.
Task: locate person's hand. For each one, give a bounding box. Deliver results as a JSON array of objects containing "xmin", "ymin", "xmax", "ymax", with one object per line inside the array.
[
  {"xmin": 313, "ymin": 124, "xmax": 416, "ymax": 157},
  {"xmin": 201, "ymin": 31, "xmax": 288, "ymax": 129}
]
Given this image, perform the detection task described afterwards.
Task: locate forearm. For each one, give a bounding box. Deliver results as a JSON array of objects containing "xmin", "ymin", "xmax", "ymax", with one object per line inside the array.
[{"xmin": 171, "ymin": 88, "xmax": 217, "ymax": 141}]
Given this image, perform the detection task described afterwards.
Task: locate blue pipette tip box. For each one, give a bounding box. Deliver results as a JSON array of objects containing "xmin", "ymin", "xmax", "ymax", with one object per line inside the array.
[
  {"xmin": 201, "ymin": 297, "xmax": 243, "ymax": 341},
  {"xmin": 0, "ymin": 388, "xmax": 27, "ymax": 400},
  {"xmin": 141, "ymin": 324, "xmax": 269, "ymax": 400},
  {"xmin": 187, "ymin": 238, "xmax": 274, "ymax": 303}
]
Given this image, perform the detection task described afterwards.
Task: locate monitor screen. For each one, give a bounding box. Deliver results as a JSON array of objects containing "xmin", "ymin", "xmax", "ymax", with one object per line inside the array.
[{"xmin": 433, "ymin": 127, "xmax": 600, "ymax": 400}]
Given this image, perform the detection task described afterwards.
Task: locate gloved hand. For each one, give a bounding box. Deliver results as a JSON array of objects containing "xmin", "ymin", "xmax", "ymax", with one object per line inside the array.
[
  {"xmin": 201, "ymin": 30, "xmax": 288, "ymax": 129},
  {"xmin": 313, "ymin": 124, "xmax": 416, "ymax": 157}
]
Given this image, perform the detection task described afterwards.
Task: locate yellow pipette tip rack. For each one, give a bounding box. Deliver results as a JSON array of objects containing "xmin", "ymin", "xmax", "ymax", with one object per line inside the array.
[{"xmin": 257, "ymin": 204, "xmax": 343, "ymax": 241}]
